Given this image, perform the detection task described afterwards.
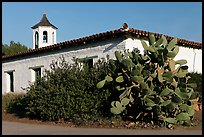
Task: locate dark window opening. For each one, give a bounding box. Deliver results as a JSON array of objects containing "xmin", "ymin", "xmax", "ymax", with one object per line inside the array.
[
  {"xmin": 87, "ymin": 59, "xmax": 93, "ymax": 68},
  {"xmin": 43, "ymin": 31, "xmax": 48, "ymax": 43},
  {"xmin": 8, "ymin": 72, "xmax": 14, "ymax": 92},
  {"xmin": 52, "ymin": 32, "xmax": 54, "ymax": 44},
  {"xmin": 34, "ymin": 68, "xmax": 41, "ymax": 81},
  {"xmin": 77, "ymin": 56, "xmax": 98, "ymax": 69},
  {"xmin": 35, "ymin": 32, "xmax": 39, "ymax": 49},
  {"xmin": 80, "ymin": 58, "xmax": 93, "ymax": 69}
]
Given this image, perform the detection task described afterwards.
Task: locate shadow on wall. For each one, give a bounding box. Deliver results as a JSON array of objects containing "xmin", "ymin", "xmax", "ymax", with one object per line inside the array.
[{"xmin": 103, "ymin": 40, "xmax": 125, "ymax": 53}]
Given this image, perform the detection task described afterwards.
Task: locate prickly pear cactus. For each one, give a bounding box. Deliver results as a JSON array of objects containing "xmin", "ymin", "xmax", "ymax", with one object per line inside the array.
[{"xmin": 97, "ymin": 34, "xmax": 198, "ymax": 128}]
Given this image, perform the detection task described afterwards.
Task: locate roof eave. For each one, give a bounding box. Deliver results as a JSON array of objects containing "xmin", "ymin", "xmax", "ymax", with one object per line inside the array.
[{"xmin": 2, "ymin": 28, "xmax": 202, "ymax": 60}]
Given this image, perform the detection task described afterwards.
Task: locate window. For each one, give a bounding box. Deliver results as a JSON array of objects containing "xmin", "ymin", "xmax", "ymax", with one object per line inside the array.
[
  {"xmin": 35, "ymin": 32, "xmax": 39, "ymax": 48},
  {"xmin": 52, "ymin": 32, "xmax": 54, "ymax": 44},
  {"xmin": 33, "ymin": 68, "xmax": 41, "ymax": 81},
  {"xmin": 77, "ymin": 56, "xmax": 98, "ymax": 69},
  {"xmin": 87, "ymin": 58, "xmax": 93, "ymax": 68},
  {"xmin": 29, "ymin": 66, "xmax": 43, "ymax": 83},
  {"xmin": 43, "ymin": 31, "xmax": 48, "ymax": 43},
  {"xmin": 5, "ymin": 71, "xmax": 14, "ymax": 92},
  {"xmin": 79, "ymin": 58, "xmax": 93, "ymax": 68}
]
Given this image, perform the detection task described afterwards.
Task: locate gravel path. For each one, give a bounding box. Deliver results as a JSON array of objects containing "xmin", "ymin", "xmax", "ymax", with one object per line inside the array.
[{"xmin": 2, "ymin": 121, "xmax": 202, "ymax": 135}]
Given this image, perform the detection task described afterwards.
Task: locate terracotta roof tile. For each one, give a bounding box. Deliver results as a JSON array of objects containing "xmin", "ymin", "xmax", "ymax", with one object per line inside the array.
[{"xmin": 2, "ymin": 27, "xmax": 202, "ymax": 60}]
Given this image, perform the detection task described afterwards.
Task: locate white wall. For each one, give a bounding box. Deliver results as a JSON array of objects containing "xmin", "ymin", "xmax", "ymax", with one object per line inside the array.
[
  {"xmin": 174, "ymin": 47, "xmax": 202, "ymax": 73},
  {"xmin": 2, "ymin": 36, "xmax": 202, "ymax": 94},
  {"xmin": 125, "ymin": 37, "xmax": 202, "ymax": 74},
  {"xmin": 125, "ymin": 38, "xmax": 148, "ymax": 54},
  {"xmin": 2, "ymin": 37, "xmax": 125, "ymax": 94},
  {"xmin": 194, "ymin": 49, "xmax": 202, "ymax": 73}
]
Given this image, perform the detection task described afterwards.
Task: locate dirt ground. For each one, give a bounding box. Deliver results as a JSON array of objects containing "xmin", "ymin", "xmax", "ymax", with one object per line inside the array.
[{"xmin": 2, "ymin": 110, "xmax": 202, "ymax": 130}]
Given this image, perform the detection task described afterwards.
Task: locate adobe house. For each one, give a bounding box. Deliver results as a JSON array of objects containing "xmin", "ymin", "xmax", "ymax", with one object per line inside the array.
[{"xmin": 2, "ymin": 14, "xmax": 202, "ymax": 94}]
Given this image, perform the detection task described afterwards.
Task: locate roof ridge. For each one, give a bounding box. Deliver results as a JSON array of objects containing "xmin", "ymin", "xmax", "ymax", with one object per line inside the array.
[
  {"xmin": 2, "ymin": 27, "xmax": 202, "ymax": 60},
  {"xmin": 127, "ymin": 28, "xmax": 202, "ymax": 44}
]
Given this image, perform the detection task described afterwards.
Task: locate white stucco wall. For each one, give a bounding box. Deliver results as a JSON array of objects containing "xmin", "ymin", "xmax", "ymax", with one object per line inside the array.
[
  {"xmin": 174, "ymin": 47, "xmax": 202, "ymax": 73},
  {"xmin": 125, "ymin": 37, "xmax": 202, "ymax": 74},
  {"xmin": 194, "ymin": 49, "xmax": 202, "ymax": 73},
  {"xmin": 125, "ymin": 37, "xmax": 148, "ymax": 54},
  {"xmin": 2, "ymin": 37, "xmax": 125, "ymax": 94},
  {"xmin": 2, "ymin": 36, "xmax": 202, "ymax": 94}
]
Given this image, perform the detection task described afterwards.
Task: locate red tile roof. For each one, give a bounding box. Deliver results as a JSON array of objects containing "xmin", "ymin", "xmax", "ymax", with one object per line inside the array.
[{"xmin": 2, "ymin": 27, "xmax": 202, "ymax": 60}]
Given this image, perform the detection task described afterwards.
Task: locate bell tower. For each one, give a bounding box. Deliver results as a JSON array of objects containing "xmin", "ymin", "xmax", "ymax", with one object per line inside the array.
[{"xmin": 31, "ymin": 13, "xmax": 58, "ymax": 49}]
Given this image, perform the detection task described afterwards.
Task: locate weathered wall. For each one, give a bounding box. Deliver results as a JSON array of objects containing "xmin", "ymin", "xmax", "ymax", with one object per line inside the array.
[
  {"xmin": 174, "ymin": 47, "xmax": 202, "ymax": 73},
  {"xmin": 2, "ymin": 37, "xmax": 125, "ymax": 94},
  {"xmin": 125, "ymin": 38, "xmax": 202, "ymax": 73},
  {"xmin": 2, "ymin": 36, "xmax": 202, "ymax": 94}
]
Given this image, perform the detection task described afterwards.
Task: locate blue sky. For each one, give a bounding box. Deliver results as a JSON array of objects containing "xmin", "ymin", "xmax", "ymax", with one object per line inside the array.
[{"xmin": 2, "ymin": 2, "xmax": 202, "ymax": 49}]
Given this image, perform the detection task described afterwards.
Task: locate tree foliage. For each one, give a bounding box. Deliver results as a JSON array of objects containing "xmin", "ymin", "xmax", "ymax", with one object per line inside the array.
[
  {"xmin": 2, "ymin": 41, "xmax": 29, "ymax": 56},
  {"xmin": 10, "ymin": 57, "xmax": 113, "ymax": 122}
]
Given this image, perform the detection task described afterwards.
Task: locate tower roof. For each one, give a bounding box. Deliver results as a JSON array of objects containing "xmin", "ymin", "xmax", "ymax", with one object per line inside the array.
[{"xmin": 31, "ymin": 13, "xmax": 58, "ymax": 29}]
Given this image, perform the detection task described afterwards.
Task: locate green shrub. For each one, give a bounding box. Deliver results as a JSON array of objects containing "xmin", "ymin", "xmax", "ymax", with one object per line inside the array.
[
  {"xmin": 23, "ymin": 57, "xmax": 112, "ymax": 122},
  {"xmin": 187, "ymin": 72, "xmax": 202, "ymax": 97},
  {"xmin": 97, "ymin": 34, "xmax": 198, "ymax": 128},
  {"xmin": 2, "ymin": 92, "xmax": 26, "ymax": 113}
]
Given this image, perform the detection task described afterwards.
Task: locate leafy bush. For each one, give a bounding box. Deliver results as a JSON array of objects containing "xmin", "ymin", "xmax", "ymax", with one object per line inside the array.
[
  {"xmin": 22, "ymin": 57, "xmax": 112, "ymax": 122},
  {"xmin": 187, "ymin": 72, "xmax": 202, "ymax": 97},
  {"xmin": 97, "ymin": 34, "xmax": 198, "ymax": 128},
  {"xmin": 2, "ymin": 92, "xmax": 26, "ymax": 113}
]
